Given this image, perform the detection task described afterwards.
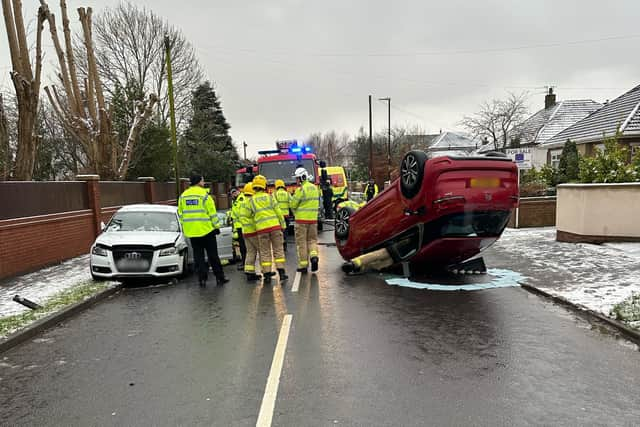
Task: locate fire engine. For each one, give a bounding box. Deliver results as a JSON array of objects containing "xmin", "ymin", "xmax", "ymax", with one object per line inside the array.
[{"xmin": 235, "ymin": 140, "xmax": 325, "ymax": 229}]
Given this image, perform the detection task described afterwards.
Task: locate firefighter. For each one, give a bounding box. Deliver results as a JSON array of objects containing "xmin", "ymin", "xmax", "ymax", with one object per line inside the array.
[
  {"xmin": 230, "ymin": 188, "xmax": 247, "ymax": 270},
  {"xmin": 248, "ymin": 175, "xmax": 288, "ymax": 284},
  {"xmin": 290, "ymin": 167, "xmax": 320, "ymax": 273},
  {"xmin": 273, "ymin": 179, "xmax": 291, "ymax": 253},
  {"xmin": 238, "ymin": 183, "xmax": 260, "ymax": 281},
  {"xmin": 178, "ymin": 174, "xmax": 229, "ymax": 287},
  {"xmin": 364, "ymin": 179, "xmax": 379, "ymax": 202}
]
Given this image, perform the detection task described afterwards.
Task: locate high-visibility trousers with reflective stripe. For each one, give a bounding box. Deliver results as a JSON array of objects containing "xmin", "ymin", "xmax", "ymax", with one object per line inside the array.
[
  {"xmin": 295, "ymin": 222, "xmax": 318, "ymax": 269},
  {"xmin": 244, "ymin": 235, "xmax": 259, "ymax": 274},
  {"xmin": 258, "ymin": 230, "xmax": 286, "ymax": 273}
]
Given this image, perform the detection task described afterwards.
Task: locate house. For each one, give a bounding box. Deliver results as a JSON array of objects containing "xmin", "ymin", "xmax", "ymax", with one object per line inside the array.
[
  {"xmin": 427, "ymin": 131, "xmax": 480, "ymax": 153},
  {"xmin": 476, "ymin": 89, "xmax": 602, "ymax": 168},
  {"xmin": 542, "ymin": 84, "xmax": 640, "ymax": 164}
]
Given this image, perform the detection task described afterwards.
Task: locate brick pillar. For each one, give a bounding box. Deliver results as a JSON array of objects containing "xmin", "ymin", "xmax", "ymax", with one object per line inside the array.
[
  {"xmin": 77, "ymin": 174, "xmax": 101, "ymax": 237},
  {"xmin": 138, "ymin": 177, "xmax": 156, "ymax": 204}
]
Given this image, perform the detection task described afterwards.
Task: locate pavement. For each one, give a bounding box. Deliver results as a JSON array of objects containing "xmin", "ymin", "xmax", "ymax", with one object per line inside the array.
[{"xmin": 1, "ymin": 230, "xmax": 640, "ymax": 426}]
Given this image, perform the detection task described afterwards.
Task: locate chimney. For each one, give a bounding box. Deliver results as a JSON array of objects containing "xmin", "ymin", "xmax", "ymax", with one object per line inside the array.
[{"xmin": 545, "ymin": 87, "xmax": 556, "ymax": 109}]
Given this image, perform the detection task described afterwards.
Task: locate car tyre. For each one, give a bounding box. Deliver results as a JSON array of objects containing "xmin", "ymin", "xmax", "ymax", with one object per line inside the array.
[
  {"xmin": 335, "ymin": 206, "xmax": 356, "ymax": 240},
  {"xmin": 400, "ymin": 150, "xmax": 427, "ymax": 199}
]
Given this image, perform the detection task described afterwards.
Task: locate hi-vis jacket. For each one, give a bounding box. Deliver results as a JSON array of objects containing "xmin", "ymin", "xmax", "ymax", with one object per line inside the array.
[
  {"xmin": 291, "ymin": 180, "xmax": 320, "ymax": 224},
  {"xmin": 248, "ymin": 191, "xmax": 285, "ymax": 234},
  {"xmin": 273, "ymin": 188, "xmax": 291, "ymax": 216},
  {"xmin": 231, "ymin": 194, "xmax": 245, "ymax": 231},
  {"xmin": 178, "ymin": 186, "xmax": 220, "ymax": 238},
  {"xmin": 237, "ymin": 196, "xmax": 257, "ymax": 237}
]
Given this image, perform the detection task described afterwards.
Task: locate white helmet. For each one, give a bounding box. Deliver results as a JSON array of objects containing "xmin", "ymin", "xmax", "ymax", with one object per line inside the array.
[{"xmin": 294, "ymin": 167, "xmax": 309, "ymax": 181}]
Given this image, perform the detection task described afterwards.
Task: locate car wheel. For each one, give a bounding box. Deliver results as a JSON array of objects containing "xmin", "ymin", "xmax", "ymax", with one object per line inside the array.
[
  {"xmin": 335, "ymin": 206, "xmax": 355, "ymax": 240},
  {"xmin": 400, "ymin": 150, "xmax": 427, "ymax": 199}
]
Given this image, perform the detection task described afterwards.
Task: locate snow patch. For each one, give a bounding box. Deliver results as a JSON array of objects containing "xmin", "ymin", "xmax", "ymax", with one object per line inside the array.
[{"xmin": 385, "ymin": 269, "xmax": 524, "ymax": 291}]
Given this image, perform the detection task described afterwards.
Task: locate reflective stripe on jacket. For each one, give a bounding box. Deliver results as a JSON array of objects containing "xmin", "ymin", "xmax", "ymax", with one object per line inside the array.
[
  {"xmin": 291, "ymin": 180, "xmax": 320, "ymax": 224},
  {"xmin": 231, "ymin": 194, "xmax": 245, "ymax": 230},
  {"xmin": 248, "ymin": 191, "xmax": 285, "ymax": 234},
  {"xmin": 273, "ymin": 188, "xmax": 291, "ymax": 216},
  {"xmin": 238, "ymin": 196, "xmax": 257, "ymax": 236},
  {"xmin": 178, "ymin": 186, "xmax": 219, "ymax": 238}
]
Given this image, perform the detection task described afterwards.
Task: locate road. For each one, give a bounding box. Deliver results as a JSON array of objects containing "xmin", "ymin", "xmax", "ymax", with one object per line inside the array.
[{"xmin": 1, "ymin": 232, "xmax": 639, "ymax": 426}]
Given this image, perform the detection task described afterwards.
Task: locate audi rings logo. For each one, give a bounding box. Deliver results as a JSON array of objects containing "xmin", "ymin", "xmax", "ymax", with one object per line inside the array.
[{"xmin": 125, "ymin": 252, "xmax": 142, "ymax": 259}]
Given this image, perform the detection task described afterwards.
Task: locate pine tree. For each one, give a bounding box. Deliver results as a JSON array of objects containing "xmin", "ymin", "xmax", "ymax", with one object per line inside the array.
[
  {"xmin": 558, "ymin": 139, "xmax": 580, "ymax": 183},
  {"xmin": 180, "ymin": 82, "xmax": 238, "ymax": 181}
]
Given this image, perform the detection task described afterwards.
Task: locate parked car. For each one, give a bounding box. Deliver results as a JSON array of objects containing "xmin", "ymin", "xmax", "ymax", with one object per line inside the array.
[
  {"xmin": 334, "ymin": 150, "xmax": 519, "ymax": 269},
  {"xmin": 90, "ymin": 204, "xmax": 233, "ymax": 281}
]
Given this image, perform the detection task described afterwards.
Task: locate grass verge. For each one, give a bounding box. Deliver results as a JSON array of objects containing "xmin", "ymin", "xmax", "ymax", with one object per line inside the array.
[
  {"xmin": 611, "ymin": 293, "xmax": 640, "ymax": 330},
  {"xmin": 0, "ymin": 282, "xmax": 108, "ymax": 338}
]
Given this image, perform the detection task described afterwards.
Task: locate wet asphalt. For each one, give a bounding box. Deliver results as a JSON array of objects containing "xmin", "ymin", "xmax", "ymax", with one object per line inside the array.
[{"xmin": 1, "ymin": 231, "xmax": 639, "ymax": 427}]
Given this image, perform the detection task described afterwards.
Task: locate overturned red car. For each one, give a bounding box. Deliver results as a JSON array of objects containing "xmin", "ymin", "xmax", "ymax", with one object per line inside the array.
[{"xmin": 335, "ymin": 150, "xmax": 519, "ymax": 271}]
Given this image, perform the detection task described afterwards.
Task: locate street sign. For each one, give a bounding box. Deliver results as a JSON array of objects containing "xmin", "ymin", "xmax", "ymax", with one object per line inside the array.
[{"xmin": 506, "ymin": 148, "xmax": 532, "ymax": 169}]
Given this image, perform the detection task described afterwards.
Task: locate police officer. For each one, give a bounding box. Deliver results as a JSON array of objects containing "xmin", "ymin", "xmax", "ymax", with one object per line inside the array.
[
  {"xmin": 290, "ymin": 167, "xmax": 320, "ymax": 273},
  {"xmin": 248, "ymin": 175, "xmax": 288, "ymax": 284},
  {"xmin": 178, "ymin": 174, "xmax": 229, "ymax": 287},
  {"xmin": 230, "ymin": 188, "xmax": 247, "ymax": 270},
  {"xmin": 273, "ymin": 179, "xmax": 291, "ymax": 253},
  {"xmin": 238, "ymin": 183, "xmax": 260, "ymax": 281},
  {"xmin": 364, "ymin": 179, "xmax": 379, "ymax": 202}
]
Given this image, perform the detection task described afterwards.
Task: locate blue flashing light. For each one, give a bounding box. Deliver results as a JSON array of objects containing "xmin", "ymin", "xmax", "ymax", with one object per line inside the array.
[
  {"xmin": 304, "ymin": 146, "xmax": 312, "ymax": 153},
  {"xmin": 290, "ymin": 147, "xmax": 302, "ymax": 153}
]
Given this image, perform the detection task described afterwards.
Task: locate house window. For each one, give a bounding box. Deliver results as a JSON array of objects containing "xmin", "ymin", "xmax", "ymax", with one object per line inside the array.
[
  {"xmin": 594, "ymin": 143, "xmax": 605, "ymax": 153},
  {"xmin": 631, "ymin": 143, "xmax": 640, "ymax": 156},
  {"xmin": 550, "ymin": 150, "xmax": 562, "ymax": 169}
]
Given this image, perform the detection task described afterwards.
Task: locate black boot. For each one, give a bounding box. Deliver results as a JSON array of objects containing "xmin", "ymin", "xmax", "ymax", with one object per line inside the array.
[
  {"xmin": 216, "ymin": 276, "xmax": 229, "ymax": 286},
  {"xmin": 245, "ymin": 273, "xmax": 259, "ymax": 282},
  {"xmin": 297, "ymin": 267, "xmax": 308, "ymax": 274},
  {"xmin": 310, "ymin": 257, "xmax": 319, "ymax": 272},
  {"xmin": 341, "ymin": 261, "xmax": 361, "ymax": 274},
  {"xmin": 263, "ymin": 271, "xmax": 275, "ymax": 284},
  {"xmin": 277, "ymin": 269, "xmax": 289, "ymax": 281},
  {"xmin": 199, "ymin": 277, "xmax": 207, "ymax": 287}
]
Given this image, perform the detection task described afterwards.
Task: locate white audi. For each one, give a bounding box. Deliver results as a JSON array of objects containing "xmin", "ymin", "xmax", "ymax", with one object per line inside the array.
[{"xmin": 89, "ymin": 204, "xmax": 233, "ymax": 281}]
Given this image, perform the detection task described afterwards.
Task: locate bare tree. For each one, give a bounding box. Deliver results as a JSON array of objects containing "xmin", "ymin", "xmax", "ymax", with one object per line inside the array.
[
  {"xmin": 41, "ymin": 0, "xmax": 158, "ymax": 180},
  {"xmin": 2, "ymin": 0, "xmax": 47, "ymax": 180},
  {"xmin": 80, "ymin": 2, "xmax": 203, "ymax": 127},
  {"xmin": 459, "ymin": 92, "xmax": 529, "ymax": 150},
  {"xmin": 307, "ymin": 131, "xmax": 350, "ymax": 165}
]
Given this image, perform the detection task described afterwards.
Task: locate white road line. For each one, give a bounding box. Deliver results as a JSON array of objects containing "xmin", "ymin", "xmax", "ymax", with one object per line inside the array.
[
  {"xmin": 291, "ymin": 272, "xmax": 301, "ymax": 292},
  {"xmin": 256, "ymin": 314, "xmax": 293, "ymax": 427}
]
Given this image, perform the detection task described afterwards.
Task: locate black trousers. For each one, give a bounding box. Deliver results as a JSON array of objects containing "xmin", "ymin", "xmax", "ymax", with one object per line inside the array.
[
  {"xmin": 190, "ymin": 231, "xmax": 224, "ymax": 280},
  {"xmin": 237, "ymin": 229, "xmax": 247, "ymax": 264}
]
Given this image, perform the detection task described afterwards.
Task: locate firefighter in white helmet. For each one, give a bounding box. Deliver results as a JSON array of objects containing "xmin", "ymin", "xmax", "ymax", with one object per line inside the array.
[{"xmin": 290, "ymin": 167, "xmax": 320, "ymax": 273}]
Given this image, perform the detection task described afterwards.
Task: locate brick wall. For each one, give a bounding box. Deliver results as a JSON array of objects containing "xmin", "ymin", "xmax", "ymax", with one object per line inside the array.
[
  {"xmin": 0, "ymin": 211, "xmax": 95, "ymax": 279},
  {"xmin": 0, "ymin": 177, "xmax": 200, "ymax": 281},
  {"xmin": 507, "ymin": 196, "xmax": 556, "ymax": 228}
]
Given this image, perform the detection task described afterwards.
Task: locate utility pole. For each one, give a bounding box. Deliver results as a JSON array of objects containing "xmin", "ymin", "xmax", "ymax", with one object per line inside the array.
[
  {"xmin": 243, "ymin": 141, "xmax": 248, "ymax": 161},
  {"xmin": 379, "ymin": 97, "xmax": 391, "ymax": 181},
  {"xmin": 164, "ymin": 35, "xmax": 180, "ymax": 199},
  {"xmin": 368, "ymin": 95, "xmax": 373, "ymax": 179}
]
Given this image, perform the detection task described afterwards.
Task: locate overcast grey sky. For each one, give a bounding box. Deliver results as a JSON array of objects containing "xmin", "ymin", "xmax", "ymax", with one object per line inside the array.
[{"xmin": 2, "ymin": 0, "xmax": 639, "ymax": 156}]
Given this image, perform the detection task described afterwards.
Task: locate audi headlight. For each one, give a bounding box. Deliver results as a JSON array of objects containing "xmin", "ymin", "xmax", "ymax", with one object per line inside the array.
[
  {"xmin": 159, "ymin": 246, "xmax": 178, "ymax": 257},
  {"xmin": 92, "ymin": 245, "xmax": 109, "ymax": 257}
]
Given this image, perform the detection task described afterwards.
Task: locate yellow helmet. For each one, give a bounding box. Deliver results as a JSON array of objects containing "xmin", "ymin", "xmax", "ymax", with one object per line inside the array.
[
  {"xmin": 275, "ymin": 179, "xmax": 285, "ymax": 189},
  {"xmin": 252, "ymin": 175, "xmax": 267, "ymax": 190},
  {"xmin": 243, "ymin": 182, "xmax": 254, "ymax": 195}
]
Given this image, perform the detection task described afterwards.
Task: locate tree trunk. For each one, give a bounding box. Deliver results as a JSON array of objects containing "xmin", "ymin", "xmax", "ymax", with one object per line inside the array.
[{"xmin": 0, "ymin": 94, "xmax": 10, "ymax": 180}]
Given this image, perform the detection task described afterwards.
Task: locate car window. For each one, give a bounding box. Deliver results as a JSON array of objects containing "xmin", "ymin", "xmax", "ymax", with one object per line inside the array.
[
  {"xmin": 107, "ymin": 212, "xmax": 180, "ymax": 232},
  {"xmin": 259, "ymin": 159, "xmax": 315, "ymax": 185}
]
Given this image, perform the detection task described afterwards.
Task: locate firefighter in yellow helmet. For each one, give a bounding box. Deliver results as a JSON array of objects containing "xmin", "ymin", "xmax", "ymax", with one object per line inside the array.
[
  {"xmin": 177, "ymin": 173, "xmax": 229, "ymax": 287},
  {"xmin": 248, "ymin": 175, "xmax": 288, "ymax": 284},
  {"xmin": 230, "ymin": 187, "xmax": 246, "ymax": 270},
  {"xmin": 273, "ymin": 179, "xmax": 291, "ymax": 253},
  {"xmin": 290, "ymin": 167, "xmax": 320, "ymax": 273},
  {"xmin": 238, "ymin": 182, "xmax": 261, "ymax": 281}
]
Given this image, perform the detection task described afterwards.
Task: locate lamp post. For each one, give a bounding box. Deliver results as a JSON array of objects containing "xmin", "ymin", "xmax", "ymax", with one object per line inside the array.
[
  {"xmin": 378, "ymin": 97, "xmax": 391, "ymax": 181},
  {"xmin": 368, "ymin": 95, "xmax": 373, "ymax": 179}
]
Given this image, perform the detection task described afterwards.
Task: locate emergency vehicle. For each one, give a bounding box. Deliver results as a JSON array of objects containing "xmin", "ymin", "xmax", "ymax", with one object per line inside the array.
[{"xmin": 253, "ymin": 140, "xmax": 325, "ymax": 229}]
